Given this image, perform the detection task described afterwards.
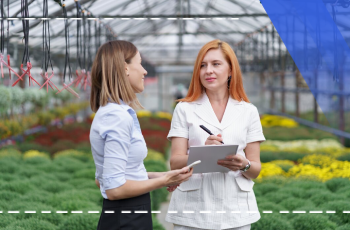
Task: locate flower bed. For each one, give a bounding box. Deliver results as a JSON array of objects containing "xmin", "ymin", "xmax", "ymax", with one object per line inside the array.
[{"xmin": 0, "ymin": 148, "xmax": 168, "ymax": 230}]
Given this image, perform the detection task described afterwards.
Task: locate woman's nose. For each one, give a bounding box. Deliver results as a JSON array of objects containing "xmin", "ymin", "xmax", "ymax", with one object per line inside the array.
[{"xmin": 206, "ymin": 64, "xmax": 213, "ymax": 74}]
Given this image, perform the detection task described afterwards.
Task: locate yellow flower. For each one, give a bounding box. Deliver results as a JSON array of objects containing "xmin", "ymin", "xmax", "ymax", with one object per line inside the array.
[
  {"xmin": 136, "ymin": 110, "xmax": 152, "ymax": 118},
  {"xmin": 257, "ymin": 162, "xmax": 286, "ymax": 179},
  {"xmin": 23, "ymin": 150, "xmax": 49, "ymax": 159},
  {"xmin": 154, "ymin": 111, "xmax": 172, "ymax": 121},
  {"xmin": 145, "ymin": 149, "xmax": 165, "ymax": 163},
  {"xmin": 261, "ymin": 114, "xmax": 298, "ymax": 128}
]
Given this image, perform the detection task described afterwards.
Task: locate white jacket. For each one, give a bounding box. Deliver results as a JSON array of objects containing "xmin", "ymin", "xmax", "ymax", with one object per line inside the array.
[{"xmin": 166, "ymin": 92, "xmax": 266, "ymax": 229}]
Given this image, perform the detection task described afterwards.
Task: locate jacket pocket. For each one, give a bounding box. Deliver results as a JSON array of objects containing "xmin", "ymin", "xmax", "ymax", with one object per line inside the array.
[
  {"xmin": 177, "ymin": 174, "xmax": 202, "ymax": 191},
  {"xmin": 235, "ymin": 174, "xmax": 254, "ymax": 191},
  {"xmin": 234, "ymin": 174, "xmax": 258, "ymax": 218}
]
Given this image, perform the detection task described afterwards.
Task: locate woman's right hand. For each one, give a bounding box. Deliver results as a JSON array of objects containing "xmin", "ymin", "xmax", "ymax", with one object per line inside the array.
[
  {"xmin": 162, "ymin": 167, "xmax": 193, "ymax": 187},
  {"xmin": 205, "ymin": 133, "xmax": 223, "ymax": 145}
]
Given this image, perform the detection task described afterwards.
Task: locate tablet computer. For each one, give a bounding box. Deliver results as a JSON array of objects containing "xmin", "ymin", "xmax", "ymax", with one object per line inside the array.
[{"xmin": 187, "ymin": 145, "xmax": 238, "ymax": 174}]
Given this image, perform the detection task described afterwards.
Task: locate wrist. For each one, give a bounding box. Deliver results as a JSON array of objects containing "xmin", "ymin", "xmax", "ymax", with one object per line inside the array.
[
  {"xmin": 240, "ymin": 159, "xmax": 251, "ymax": 172},
  {"xmin": 155, "ymin": 175, "xmax": 166, "ymax": 189}
]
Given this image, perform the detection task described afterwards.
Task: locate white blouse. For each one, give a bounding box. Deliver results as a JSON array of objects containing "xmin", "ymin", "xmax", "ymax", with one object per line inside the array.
[{"xmin": 166, "ymin": 92, "xmax": 265, "ymax": 229}]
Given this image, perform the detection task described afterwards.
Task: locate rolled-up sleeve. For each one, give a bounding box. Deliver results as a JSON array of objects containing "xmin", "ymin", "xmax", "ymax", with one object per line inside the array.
[
  {"xmin": 99, "ymin": 110, "xmax": 133, "ymax": 190},
  {"xmin": 167, "ymin": 102, "xmax": 189, "ymax": 141},
  {"xmin": 246, "ymin": 106, "xmax": 266, "ymax": 143}
]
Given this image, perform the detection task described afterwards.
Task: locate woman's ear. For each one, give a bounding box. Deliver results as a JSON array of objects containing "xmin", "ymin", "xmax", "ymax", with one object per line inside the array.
[{"xmin": 125, "ymin": 62, "xmax": 129, "ymax": 76}]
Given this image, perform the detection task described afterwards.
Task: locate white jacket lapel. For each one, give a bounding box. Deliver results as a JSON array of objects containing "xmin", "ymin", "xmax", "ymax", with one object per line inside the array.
[
  {"xmin": 220, "ymin": 97, "xmax": 244, "ymax": 130},
  {"xmin": 193, "ymin": 93, "xmax": 222, "ymax": 130}
]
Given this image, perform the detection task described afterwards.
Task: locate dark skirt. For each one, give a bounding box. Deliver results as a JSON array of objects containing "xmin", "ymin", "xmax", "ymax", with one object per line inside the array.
[{"xmin": 97, "ymin": 192, "xmax": 153, "ymax": 230}]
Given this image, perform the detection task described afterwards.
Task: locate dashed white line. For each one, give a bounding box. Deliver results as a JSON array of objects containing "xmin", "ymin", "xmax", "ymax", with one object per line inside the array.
[
  {"xmin": 168, "ymin": 211, "xmax": 178, "ymax": 214},
  {"xmin": 310, "ymin": 211, "xmax": 323, "ymax": 214},
  {"xmin": 263, "ymin": 211, "xmax": 273, "ymax": 213},
  {"xmin": 293, "ymin": 211, "xmax": 306, "ymax": 214},
  {"xmin": 151, "ymin": 211, "xmax": 161, "ymax": 214},
  {"xmin": 71, "ymin": 211, "xmax": 83, "ymax": 214},
  {"xmin": 41, "ymin": 211, "xmax": 51, "ymax": 214},
  {"xmin": 134, "ymin": 211, "xmax": 148, "ymax": 213},
  {"xmin": 121, "ymin": 211, "xmax": 131, "ymax": 214},
  {"xmin": 326, "ymin": 211, "xmax": 336, "ymax": 214},
  {"xmin": 105, "ymin": 211, "xmax": 114, "ymax": 214},
  {"xmin": 56, "ymin": 211, "xmax": 68, "ymax": 214},
  {"xmin": 343, "ymin": 211, "xmax": 350, "ymax": 213},
  {"xmin": 88, "ymin": 211, "xmax": 100, "ymax": 214},
  {"xmin": 24, "ymin": 211, "xmax": 36, "ymax": 213},
  {"xmin": 8, "ymin": 211, "xmax": 20, "ymax": 213},
  {"xmin": 280, "ymin": 211, "xmax": 290, "ymax": 213}
]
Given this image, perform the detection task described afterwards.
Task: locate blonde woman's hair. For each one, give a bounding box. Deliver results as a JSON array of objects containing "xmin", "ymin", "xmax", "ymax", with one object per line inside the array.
[{"xmin": 90, "ymin": 40, "xmax": 143, "ymax": 112}]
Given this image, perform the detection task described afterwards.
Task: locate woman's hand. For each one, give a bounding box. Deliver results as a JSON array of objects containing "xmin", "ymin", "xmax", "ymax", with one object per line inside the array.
[
  {"xmin": 162, "ymin": 167, "xmax": 193, "ymax": 187},
  {"xmin": 217, "ymin": 154, "xmax": 248, "ymax": 171},
  {"xmin": 166, "ymin": 185, "xmax": 179, "ymax": 192},
  {"xmin": 205, "ymin": 134, "xmax": 223, "ymax": 145}
]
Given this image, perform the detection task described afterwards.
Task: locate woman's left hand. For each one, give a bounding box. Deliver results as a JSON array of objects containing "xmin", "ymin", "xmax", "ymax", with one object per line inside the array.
[{"xmin": 217, "ymin": 154, "xmax": 248, "ymax": 171}]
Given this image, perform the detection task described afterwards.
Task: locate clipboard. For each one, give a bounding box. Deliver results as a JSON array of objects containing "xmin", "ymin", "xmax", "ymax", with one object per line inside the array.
[{"xmin": 187, "ymin": 145, "xmax": 238, "ymax": 174}]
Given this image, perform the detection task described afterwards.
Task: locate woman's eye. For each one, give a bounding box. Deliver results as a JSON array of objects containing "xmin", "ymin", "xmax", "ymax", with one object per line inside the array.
[
  {"xmin": 214, "ymin": 63, "xmax": 219, "ymax": 66},
  {"xmin": 201, "ymin": 64, "xmax": 206, "ymax": 68}
]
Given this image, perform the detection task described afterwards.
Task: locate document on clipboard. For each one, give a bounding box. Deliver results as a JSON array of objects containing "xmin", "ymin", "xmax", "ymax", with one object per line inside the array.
[{"xmin": 187, "ymin": 145, "xmax": 238, "ymax": 174}]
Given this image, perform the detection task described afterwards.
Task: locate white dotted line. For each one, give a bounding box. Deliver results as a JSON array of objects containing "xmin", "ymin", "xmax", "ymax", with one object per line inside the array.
[{"xmin": 0, "ymin": 210, "xmax": 349, "ymax": 214}]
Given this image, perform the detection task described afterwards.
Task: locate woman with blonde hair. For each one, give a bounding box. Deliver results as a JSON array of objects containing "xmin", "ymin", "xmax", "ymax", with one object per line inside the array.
[
  {"xmin": 89, "ymin": 40, "xmax": 193, "ymax": 230},
  {"xmin": 166, "ymin": 39, "xmax": 265, "ymax": 230}
]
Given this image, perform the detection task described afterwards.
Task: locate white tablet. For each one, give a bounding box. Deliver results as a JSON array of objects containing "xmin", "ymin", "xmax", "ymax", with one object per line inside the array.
[{"xmin": 187, "ymin": 145, "xmax": 238, "ymax": 174}]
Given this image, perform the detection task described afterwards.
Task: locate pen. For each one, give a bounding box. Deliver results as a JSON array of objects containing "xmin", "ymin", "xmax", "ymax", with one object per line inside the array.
[{"xmin": 199, "ymin": 125, "xmax": 224, "ymax": 144}]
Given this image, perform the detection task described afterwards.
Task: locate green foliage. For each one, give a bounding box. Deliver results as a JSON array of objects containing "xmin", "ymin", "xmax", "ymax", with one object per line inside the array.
[
  {"xmin": 1, "ymin": 179, "xmax": 35, "ymax": 195},
  {"xmin": 0, "ymin": 215, "xmax": 16, "ymax": 228},
  {"xmin": 254, "ymin": 183, "xmax": 280, "ymax": 196},
  {"xmin": 72, "ymin": 168, "xmax": 95, "ymax": 180},
  {"xmin": 261, "ymin": 151, "xmax": 306, "ymax": 162},
  {"xmin": 252, "ymin": 214, "xmax": 293, "ymax": 230},
  {"xmin": 291, "ymin": 214, "xmax": 337, "ymax": 230},
  {"xmin": 0, "ymin": 190, "xmax": 22, "ymax": 202},
  {"xmin": 337, "ymin": 153, "xmax": 350, "ymax": 161},
  {"xmin": 279, "ymin": 197, "xmax": 315, "ymax": 211},
  {"xmin": 3, "ymin": 218, "xmax": 57, "ymax": 230},
  {"xmin": 0, "ymin": 148, "xmax": 22, "ymax": 159},
  {"xmin": 325, "ymin": 178, "xmax": 350, "ymax": 192},
  {"xmin": 17, "ymin": 142, "xmax": 50, "ymax": 154},
  {"xmin": 320, "ymin": 201, "xmax": 350, "ymax": 225},
  {"xmin": 0, "ymin": 85, "xmax": 12, "ymax": 114},
  {"xmin": 263, "ymin": 126, "xmax": 337, "ymax": 141},
  {"xmin": 264, "ymin": 192, "xmax": 291, "ymax": 204},
  {"xmin": 152, "ymin": 214, "xmax": 166, "ymax": 230},
  {"xmin": 309, "ymin": 191, "xmax": 344, "ymax": 206},
  {"xmin": 336, "ymin": 224, "xmax": 350, "ymax": 230}
]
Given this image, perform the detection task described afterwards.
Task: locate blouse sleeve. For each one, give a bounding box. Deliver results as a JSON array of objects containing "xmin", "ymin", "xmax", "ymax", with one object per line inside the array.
[
  {"xmin": 167, "ymin": 102, "xmax": 189, "ymax": 141},
  {"xmin": 99, "ymin": 110, "xmax": 133, "ymax": 190},
  {"xmin": 246, "ymin": 106, "xmax": 266, "ymax": 144}
]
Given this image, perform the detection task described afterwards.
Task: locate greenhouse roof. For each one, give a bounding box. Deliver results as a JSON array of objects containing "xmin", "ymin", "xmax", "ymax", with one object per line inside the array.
[{"xmin": 5, "ymin": 0, "xmax": 271, "ymax": 66}]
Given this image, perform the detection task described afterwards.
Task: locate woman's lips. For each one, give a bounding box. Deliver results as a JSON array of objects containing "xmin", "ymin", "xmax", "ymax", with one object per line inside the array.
[{"xmin": 205, "ymin": 78, "xmax": 216, "ymax": 82}]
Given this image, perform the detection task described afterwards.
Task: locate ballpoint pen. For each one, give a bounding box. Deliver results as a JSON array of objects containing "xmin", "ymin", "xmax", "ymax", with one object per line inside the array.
[{"xmin": 199, "ymin": 125, "xmax": 224, "ymax": 144}]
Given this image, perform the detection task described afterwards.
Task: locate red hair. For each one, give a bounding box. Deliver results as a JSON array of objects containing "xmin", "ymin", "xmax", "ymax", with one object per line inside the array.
[{"xmin": 178, "ymin": 39, "xmax": 250, "ymax": 103}]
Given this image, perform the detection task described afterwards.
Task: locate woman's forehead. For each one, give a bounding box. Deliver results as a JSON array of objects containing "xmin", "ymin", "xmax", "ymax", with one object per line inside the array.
[{"xmin": 202, "ymin": 49, "xmax": 225, "ymax": 61}]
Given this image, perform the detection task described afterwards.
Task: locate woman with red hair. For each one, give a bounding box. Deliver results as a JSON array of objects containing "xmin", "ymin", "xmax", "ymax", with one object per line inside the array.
[{"xmin": 166, "ymin": 40, "xmax": 265, "ymax": 230}]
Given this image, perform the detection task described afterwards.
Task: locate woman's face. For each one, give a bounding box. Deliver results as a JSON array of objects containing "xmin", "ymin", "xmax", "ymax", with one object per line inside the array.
[
  {"xmin": 126, "ymin": 51, "xmax": 148, "ymax": 93},
  {"xmin": 199, "ymin": 48, "xmax": 231, "ymax": 93}
]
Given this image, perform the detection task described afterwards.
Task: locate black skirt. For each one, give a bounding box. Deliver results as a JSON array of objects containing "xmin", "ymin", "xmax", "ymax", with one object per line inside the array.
[{"xmin": 97, "ymin": 192, "xmax": 153, "ymax": 230}]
